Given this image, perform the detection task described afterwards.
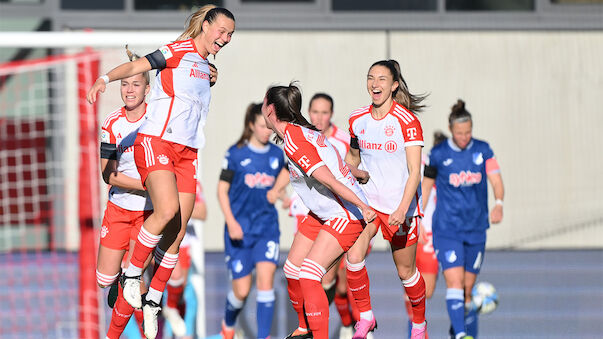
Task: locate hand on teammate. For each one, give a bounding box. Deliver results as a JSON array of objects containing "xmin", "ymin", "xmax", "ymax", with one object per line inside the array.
[
  {"xmin": 209, "ymin": 63, "xmax": 218, "ymax": 87},
  {"xmin": 87, "ymin": 78, "xmax": 106, "ymax": 104},
  {"xmin": 360, "ymin": 204, "xmax": 377, "ymax": 224},
  {"xmin": 490, "ymin": 205, "xmax": 503, "ymax": 224},
  {"xmin": 388, "ymin": 208, "xmax": 406, "ymax": 226},
  {"xmin": 227, "ymin": 220, "xmax": 244, "ymax": 240},
  {"xmin": 355, "ymin": 169, "xmax": 370, "ymax": 184}
]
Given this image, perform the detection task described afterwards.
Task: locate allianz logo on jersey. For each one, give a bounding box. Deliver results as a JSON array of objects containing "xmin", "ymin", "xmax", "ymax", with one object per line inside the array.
[
  {"xmin": 189, "ymin": 67, "xmax": 210, "ymax": 80},
  {"xmin": 448, "ymin": 170, "xmax": 482, "ymax": 187},
  {"xmin": 244, "ymin": 172, "xmax": 275, "ymax": 189},
  {"xmin": 358, "ymin": 139, "xmax": 398, "ymax": 153}
]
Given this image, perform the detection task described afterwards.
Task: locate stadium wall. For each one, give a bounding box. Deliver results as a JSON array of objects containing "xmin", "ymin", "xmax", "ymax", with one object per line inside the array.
[{"xmin": 95, "ymin": 30, "xmax": 603, "ymax": 251}]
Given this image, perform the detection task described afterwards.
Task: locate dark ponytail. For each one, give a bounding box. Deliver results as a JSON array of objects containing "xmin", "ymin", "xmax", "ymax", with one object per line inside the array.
[
  {"xmin": 370, "ymin": 59, "xmax": 427, "ymax": 115},
  {"xmin": 235, "ymin": 103, "xmax": 262, "ymax": 147},
  {"xmin": 448, "ymin": 99, "xmax": 472, "ymax": 127},
  {"xmin": 265, "ymin": 82, "xmax": 318, "ymax": 143}
]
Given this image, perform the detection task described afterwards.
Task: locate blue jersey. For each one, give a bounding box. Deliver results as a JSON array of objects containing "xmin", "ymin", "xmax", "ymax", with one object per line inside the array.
[
  {"xmin": 222, "ymin": 142, "xmax": 285, "ymax": 237},
  {"xmin": 428, "ymin": 138, "xmax": 496, "ymax": 243}
]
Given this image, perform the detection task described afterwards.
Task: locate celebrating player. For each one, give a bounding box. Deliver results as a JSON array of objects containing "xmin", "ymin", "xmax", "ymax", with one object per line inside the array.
[
  {"xmin": 217, "ymin": 103, "xmax": 288, "ymax": 339},
  {"xmin": 97, "ymin": 47, "xmax": 150, "ymax": 339},
  {"xmin": 421, "ymin": 100, "xmax": 504, "ymax": 339},
  {"xmin": 262, "ymin": 83, "xmax": 376, "ymax": 339},
  {"xmin": 87, "ymin": 5, "xmax": 235, "ymax": 339},
  {"xmin": 345, "ymin": 59, "xmax": 428, "ymax": 339}
]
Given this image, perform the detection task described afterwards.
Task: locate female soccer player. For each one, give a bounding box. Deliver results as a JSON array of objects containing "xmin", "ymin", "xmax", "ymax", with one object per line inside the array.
[
  {"xmin": 87, "ymin": 5, "xmax": 235, "ymax": 339},
  {"xmin": 97, "ymin": 47, "xmax": 150, "ymax": 339},
  {"xmin": 262, "ymin": 83, "xmax": 376, "ymax": 339},
  {"xmin": 344, "ymin": 59, "xmax": 428, "ymax": 339},
  {"xmin": 217, "ymin": 103, "xmax": 288, "ymax": 339},
  {"xmin": 421, "ymin": 100, "xmax": 504, "ymax": 339}
]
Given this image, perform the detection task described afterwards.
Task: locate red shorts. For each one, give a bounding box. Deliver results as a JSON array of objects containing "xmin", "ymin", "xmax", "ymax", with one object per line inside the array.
[
  {"xmin": 374, "ymin": 210, "xmax": 419, "ymax": 248},
  {"xmin": 178, "ymin": 246, "xmax": 191, "ymax": 271},
  {"xmin": 416, "ymin": 233, "xmax": 438, "ymax": 274},
  {"xmin": 100, "ymin": 201, "xmax": 152, "ymax": 251},
  {"xmin": 134, "ymin": 133, "xmax": 197, "ymax": 193},
  {"xmin": 299, "ymin": 213, "xmax": 365, "ymax": 252}
]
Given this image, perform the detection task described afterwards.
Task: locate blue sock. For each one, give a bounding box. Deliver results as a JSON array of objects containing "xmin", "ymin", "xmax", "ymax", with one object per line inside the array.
[
  {"xmin": 446, "ymin": 288, "xmax": 466, "ymax": 338},
  {"xmin": 465, "ymin": 307, "xmax": 478, "ymax": 338},
  {"xmin": 256, "ymin": 289, "xmax": 275, "ymax": 339},
  {"xmin": 224, "ymin": 290, "xmax": 244, "ymax": 327}
]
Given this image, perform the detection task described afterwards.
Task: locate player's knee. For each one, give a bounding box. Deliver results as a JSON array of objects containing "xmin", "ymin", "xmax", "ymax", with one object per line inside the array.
[
  {"xmin": 346, "ymin": 250, "xmax": 365, "ymax": 265},
  {"xmin": 153, "ymin": 203, "xmax": 180, "ymax": 225},
  {"xmin": 396, "ymin": 265, "xmax": 415, "ymax": 281}
]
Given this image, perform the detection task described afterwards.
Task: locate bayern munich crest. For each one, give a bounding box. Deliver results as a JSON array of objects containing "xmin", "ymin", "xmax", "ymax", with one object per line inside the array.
[{"xmin": 384, "ymin": 125, "xmax": 396, "ymax": 137}]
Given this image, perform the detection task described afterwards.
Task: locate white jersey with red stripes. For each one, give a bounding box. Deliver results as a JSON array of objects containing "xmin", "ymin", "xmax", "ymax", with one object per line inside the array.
[
  {"xmin": 101, "ymin": 107, "xmax": 153, "ymax": 211},
  {"xmin": 284, "ymin": 123, "xmax": 368, "ymax": 222},
  {"xmin": 348, "ymin": 101, "xmax": 424, "ymax": 216},
  {"xmin": 287, "ymin": 124, "xmax": 350, "ymax": 218},
  {"xmin": 139, "ymin": 39, "xmax": 211, "ymax": 149}
]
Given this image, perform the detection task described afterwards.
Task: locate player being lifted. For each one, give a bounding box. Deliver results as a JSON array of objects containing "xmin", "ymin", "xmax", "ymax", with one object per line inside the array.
[
  {"xmin": 345, "ymin": 60, "xmax": 428, "ymax": 339},
  {"xmin": 422, "ymin": 100, "xmax": 504, "ymax": 339},
  {"xmin": 97, "ymin": 47, "xmax": 150, "ymax": 339},
  {"xmin": 263, "ymin": 83, "xmax": 376, "ymax": 339},
  {"xmin": 87, "ymin": 5, "xmax": 235, "ymax": 339},
  {"xmin": 217, "ymin": 103, "xmax": 288, "ymax": 339}
]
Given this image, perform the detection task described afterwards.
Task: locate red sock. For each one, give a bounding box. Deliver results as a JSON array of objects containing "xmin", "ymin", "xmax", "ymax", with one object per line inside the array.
[
  {"xmin": 299, "ymin": 259, "xmax": 328, "ymax": 339},
  {"xmin": 346, "ymin": 260, "xmax": 372, "ymax": 313},
  {"xmin": 106, "ymin": 286, "xmax": 134, "ymax": 339},
  {"xmin": 147, "ymin": 249, "xmax": 179, "ymax": 303},
  {"xmin": 134, "ymin": 309, "xmax": 144, "ymax": 337},
  {"xmin": 166, "ymin": 281, "xmax": 185, "ymax": 309},
  {"xmin": 403, "ymin": 270, "xmax": 426, "ymax": 324},
  {"xmin": 284, "ymin": 260, "xmax": 308, "ymax": 330},
  {"xmin": 334, "ymin": 292, "xmax": 353, "ymax": 327},
  {"xmin": 347, "ymin": 285, "xmax": 360, "ymax": 322},
  {"xmin": 404, "ymin": 294, "xmax": 413, "ymax": 320},
  {"xmin": 128, "ymin": 226, "xmax": 161, "ymax": 273}
]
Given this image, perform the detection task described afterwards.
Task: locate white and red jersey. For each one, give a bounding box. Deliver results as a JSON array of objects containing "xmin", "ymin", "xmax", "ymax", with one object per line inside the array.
[
  {"xmin": 348, "ymin": 101, "xmax": 424, "ymax": 216},
  {"xmin": 139, "ymin": 39, "xmax": 211, "ymax": 149},
  {"xmin": 284, "ymin": 123, "xmax": 368, "ymax": 222},
  {"xmin": 287, "ymin": 124, "xmax": 350, "ymax": 219},
  {"xmin": 101, "ymin": 107, "xmax": 153, "ymax": 211}
]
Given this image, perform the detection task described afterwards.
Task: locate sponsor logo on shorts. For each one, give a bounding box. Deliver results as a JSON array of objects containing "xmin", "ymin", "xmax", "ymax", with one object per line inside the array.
[
  {"xmin": 445, "ymin": 250, "xmax": 457, "ymax": 263},
  {"xmin": 157, "ymin": 154, "xmax": 169, "ymax": 165},
  {"xmin": 232, "ymin": 260, "xmax": 243, "ymax": 273},
  {"xmin": 101, "ymin": 225, "xmax": 108, "ymax": 238}
]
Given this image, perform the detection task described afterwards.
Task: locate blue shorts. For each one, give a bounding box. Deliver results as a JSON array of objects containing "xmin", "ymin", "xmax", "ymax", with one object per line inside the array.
[
  {"xmin": 224, "ymin": 233, "xmax": 280, "ymax": 280},
  {"xmin": 433, "ymin": 233, "xmax": 485, "ymax": 274}
]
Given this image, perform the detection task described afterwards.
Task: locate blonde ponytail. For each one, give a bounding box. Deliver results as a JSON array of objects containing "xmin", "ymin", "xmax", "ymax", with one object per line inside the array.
[{"xmin": 177, "ymin": 4, "xmax": 217, "ymax": 41}]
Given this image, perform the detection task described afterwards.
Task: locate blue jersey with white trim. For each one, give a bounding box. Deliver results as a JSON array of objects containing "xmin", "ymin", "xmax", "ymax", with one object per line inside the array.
[
  {"xmin": 428, "ymin": 138, "xmax": 495, "ymax": 242},
  {"xmin": 222, "ymin": 143, "xmax": 285, "ymax": 237}
]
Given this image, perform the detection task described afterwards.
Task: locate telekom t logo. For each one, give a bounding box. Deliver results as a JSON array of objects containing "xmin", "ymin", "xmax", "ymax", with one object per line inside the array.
[
  {"xmin": 299, "ymin": 155, "xmax": 311, "ymax": 169},
  {"xmin": 407, "ymin": 127, "xmax": 417, "ymax": 140}
]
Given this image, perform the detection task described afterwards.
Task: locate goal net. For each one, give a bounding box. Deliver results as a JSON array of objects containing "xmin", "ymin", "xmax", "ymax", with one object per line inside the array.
[{"xmin": 0, "ymin": 50, "xmax": 102, "ymax": 339}]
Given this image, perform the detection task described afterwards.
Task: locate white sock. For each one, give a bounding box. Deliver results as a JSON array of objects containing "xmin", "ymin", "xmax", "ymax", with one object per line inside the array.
[{"xmin": 360, "ymin": 310, "xmax": 374, "ymax": 321}]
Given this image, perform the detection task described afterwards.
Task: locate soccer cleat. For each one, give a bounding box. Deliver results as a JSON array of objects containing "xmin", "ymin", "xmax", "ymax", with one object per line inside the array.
[
  {"xmin": 352, "ymin": 318, "xmax": 377, "ymax": 339},
  {"xmin": 119, "ymin": 274, "xmax": 142, "ymax": 309},
  {"xmin": 220, "ymin": 320, "xmax": 235, "ymax": 339},
  {"xmin": 107, "ymin": 280, "xmax": 118, "ymax": 308},
  {"xmin": 142, "ymin": 296, "xmax": 161, "ymax": 339},
  {"xmin": 366, "ymin": 332, "xmax": 374, "ymax": 339},
  {"xmin": 410, "ymin": 325, "xmax": 427, "ymax": 339},
  {"xmin": 285, "ymin": 328, "xmax": 313, "ymax": 339},
  {"xmin": 163, "ymin": 305, "xmax": 186, "ymax": 337},
  {"xmin": 339, "ymin": 325, "xmax": 354, "ymax": 339}
]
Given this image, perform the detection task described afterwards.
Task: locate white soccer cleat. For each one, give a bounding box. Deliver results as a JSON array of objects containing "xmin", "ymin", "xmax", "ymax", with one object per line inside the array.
[
  {"xmin": 163, "ymin": 306, "xmax": 186, "ymax": 337},
  {"xmin": 120, "ymin": 275, "xmax": 142, "ymax": 309},
  {"xmin": 142, "ymin": 297, "xmax": 162, "ymax": 339},
  {"xmin": 366, "ymin": 332, "xmax": 374, "ymax": 339},
  {"xmin": 339, "ymin": 325, "xmax": 354, "ymax": 339}
]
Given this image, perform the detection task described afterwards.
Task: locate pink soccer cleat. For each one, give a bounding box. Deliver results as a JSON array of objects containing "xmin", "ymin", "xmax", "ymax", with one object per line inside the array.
[
  {"xmin": 410, "ymin": 324, "xmax": 427, "ymax": 339},
  {"xmin": 352, "ymin": 318, "xmax": 377, "ymax": 339}
]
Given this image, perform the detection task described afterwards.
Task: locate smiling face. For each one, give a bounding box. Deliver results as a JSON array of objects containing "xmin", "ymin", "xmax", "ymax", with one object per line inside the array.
[
  {"xmin": 367, "ymin": 65, "xmax": 398, "ymax": 107},
  {"xmin": 450, "ymin": 120, "xmax": 473, "ymax": 149},
  {"xmin": 201, "ymin": 14, "xmax": 235, "ymax": 56},
  {"xmin": 308, "ymin": 97, "xmax": 333, "ymax": 133},
  {"xmin": 120, "ymin": 73, "xmax": 149, "ymax": 110}
]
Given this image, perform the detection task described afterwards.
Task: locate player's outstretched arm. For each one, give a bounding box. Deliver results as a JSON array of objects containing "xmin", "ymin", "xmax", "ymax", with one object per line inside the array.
[
  {"xmin": 311, "ymin": 165, "xmax": 376, "ymax": 223},
  {"xmin": 87, "ymin": 57, "xmax": 152, "ymax": 104},
  {"xmin": 487, "ymin": 172, "xmax": 504, "ymax": 224}
]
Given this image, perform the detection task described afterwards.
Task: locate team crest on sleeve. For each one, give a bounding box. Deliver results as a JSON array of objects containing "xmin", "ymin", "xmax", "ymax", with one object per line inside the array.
[
  {"xmin": 159, "ymin": 46, "xmax": 173, "ymax": 60},
  {"xmin": 473, "ymin": 152, "xmax": 484, "ymax": 165},
  {"xmin": 100, "ymin": 130, "xmax": 110, "ymax": 143},
  {"xmin": 270, "ymin": 157, "xmax": 279, "ymax": 170}
]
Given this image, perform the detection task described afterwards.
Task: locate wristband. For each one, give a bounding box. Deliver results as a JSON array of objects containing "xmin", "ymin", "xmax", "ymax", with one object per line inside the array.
[
  {"xmin": 99, "ymin": 75, "xmax": 110, "ymax": 84},
  {"xmin": 495, "ymin": 199, "xmax": 503, "ymax": 206}
]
